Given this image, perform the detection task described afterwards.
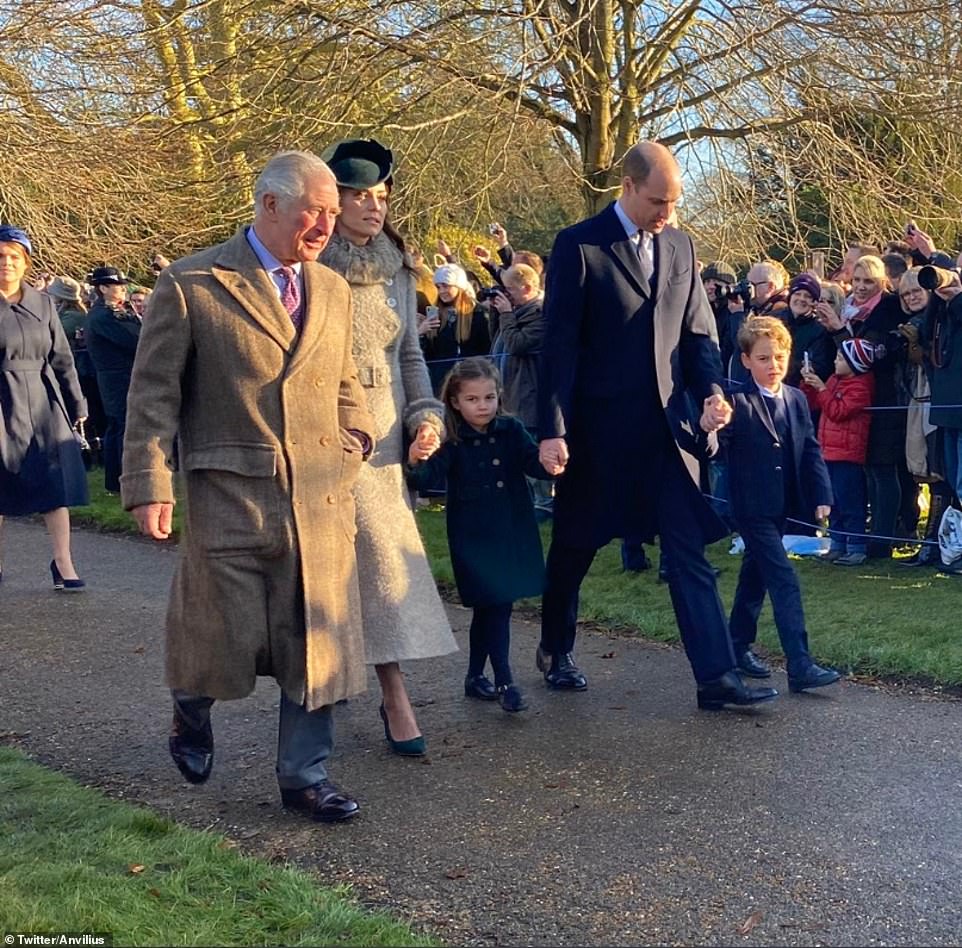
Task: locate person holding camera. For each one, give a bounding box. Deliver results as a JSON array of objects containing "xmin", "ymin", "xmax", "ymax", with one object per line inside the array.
[
  {"xmin": 725, "ymin": 260, "xmax": 791, "ymax": 384},
  {"xmin": 421, "ymin": 263, "xmax": 490, "ymax": 393},
  {"xmin": 701, "ymin": 261, "xmax": 738, "ymax": 373},
  {"xmin": 914, "ymin": 265, "xmax": 962, "ymax": 572},
  {"xmin": 815, "ymin": 254, "xmax": 908, "ymax": 558},
  {"xmin": 896, "ymin": 267, "xmax": 953, "ymax": 567}
]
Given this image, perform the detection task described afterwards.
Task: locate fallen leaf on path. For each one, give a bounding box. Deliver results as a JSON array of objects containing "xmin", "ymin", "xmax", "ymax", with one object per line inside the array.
[
  {"xmin": 737, "ymin": 910, "xmax": 763, "ymax": 935},
  {"xmin": 128, "ymin": 864, "xmax": 146, "ymax": 874},
  {"xmin": 444, "ymin": 867, "xmax": 469, "ymax": 879},
  {"xmin": 601, "ymin": 652, "xmax": 616, "ymax": 659}
]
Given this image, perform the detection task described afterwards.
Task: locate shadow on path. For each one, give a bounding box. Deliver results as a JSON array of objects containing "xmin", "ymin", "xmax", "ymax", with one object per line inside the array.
[{"xmin": 2, "ymin": 521, "xmax": 961, "ymax": 946}]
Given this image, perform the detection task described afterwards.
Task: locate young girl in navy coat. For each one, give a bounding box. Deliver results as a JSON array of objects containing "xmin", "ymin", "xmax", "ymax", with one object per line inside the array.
[{"xmin": 406, "ymin": 357, "xmax": 554, "ymax": 712}]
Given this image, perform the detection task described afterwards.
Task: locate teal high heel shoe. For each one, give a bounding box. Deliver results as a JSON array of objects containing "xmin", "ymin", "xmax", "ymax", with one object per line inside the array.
[{"xmin": 378, "ymin": 704, "xmax": 426, "ymax": 757}]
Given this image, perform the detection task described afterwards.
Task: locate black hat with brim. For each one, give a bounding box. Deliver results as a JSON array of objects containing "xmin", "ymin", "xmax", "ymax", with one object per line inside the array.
[
  {"xmin": 89, "ymin": 266, "xmax": 128, "ymax": 286},
  {"xmin": 322, "ymin": 139, "xmax": 394, "ymax": 190}
]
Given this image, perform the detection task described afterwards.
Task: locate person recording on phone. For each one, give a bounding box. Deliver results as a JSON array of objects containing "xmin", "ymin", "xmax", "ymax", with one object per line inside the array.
[{"xmin": 419, "ymin": 263, "xmax": 490, "ymax": 393}]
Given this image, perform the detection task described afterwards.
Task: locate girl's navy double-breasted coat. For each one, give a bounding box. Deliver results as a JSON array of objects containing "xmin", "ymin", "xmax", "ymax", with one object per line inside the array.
[{"xmin": 407, "ymin": 415, "xmax": 552, "ymax": 607}]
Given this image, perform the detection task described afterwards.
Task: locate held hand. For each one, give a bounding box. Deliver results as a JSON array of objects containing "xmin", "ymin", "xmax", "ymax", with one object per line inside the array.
[
  {"xmin": 539, "ymin": 437, "xmax": 569, "ymax": 476},
  {"xmin": 436, "ymin": 238, "xmax": 452, "ymax": 259},
  {"xmin": 416, "ymin": 314, "xmax": 438, "ymax": 336},
  {"xmin": 408, "ymin": 441, "xmax": 433, "ymax": 464},
  {"xmin": 415, "ymin": 423, "xmax": 440, "ymax": 454},
  {"xmin": 493, "ymin": 224, "xmax": 508, "ymax": 248},
  {"xmin": 473, "ymin": 245, "xmax": 492, "ymax": 263},
  {"xmin": 133, "ymin": 502, "xmax": 174, "ymax": 540},
  {"xmin": 815, "ymin": 505, "xmax": 831, "ymax": 522},
  {"xmin": 491, "ymin": 293, "xmax": 512, "ymax": 314},
  {"xmin": 801, "ymin": 369, "xmax": 825, "ymax": 391},
  {"xmin": 700, "ymin": 393, "xmax": 733, "ymax": 432}
]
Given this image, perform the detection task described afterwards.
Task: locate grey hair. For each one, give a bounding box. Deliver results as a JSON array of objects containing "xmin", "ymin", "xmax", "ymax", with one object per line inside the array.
[{"xmin": 253, "ymin": 151, "xmax": 333, "ymax": 212}]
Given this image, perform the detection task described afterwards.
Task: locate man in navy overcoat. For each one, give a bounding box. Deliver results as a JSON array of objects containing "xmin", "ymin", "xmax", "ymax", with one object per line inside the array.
[{"xmin": 536, "ymin": 141, "xmax": 778, "ymax": 710}]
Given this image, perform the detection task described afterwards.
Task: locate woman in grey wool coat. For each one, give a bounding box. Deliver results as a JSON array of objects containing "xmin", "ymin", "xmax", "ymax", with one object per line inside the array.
[{"xmin": 320, "ymin": 138, "xmax": 457, "ymax": 755}]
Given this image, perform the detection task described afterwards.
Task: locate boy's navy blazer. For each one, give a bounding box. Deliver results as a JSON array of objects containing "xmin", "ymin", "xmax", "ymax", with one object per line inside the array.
[{"xmin": 723, "ymin": 380, "xmax": 833, "ymax": 522}]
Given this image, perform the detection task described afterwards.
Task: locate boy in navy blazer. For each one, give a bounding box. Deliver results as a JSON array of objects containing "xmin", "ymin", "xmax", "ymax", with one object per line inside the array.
[{"xmin": 721, "ymin": 316, "xmax": 841, "ymax": 692}]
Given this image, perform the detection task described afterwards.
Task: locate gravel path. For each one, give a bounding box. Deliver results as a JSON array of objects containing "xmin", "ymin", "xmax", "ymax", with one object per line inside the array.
[{"xmin": 2, "ymin": 520, "xmax": 961, "ymax": 946}]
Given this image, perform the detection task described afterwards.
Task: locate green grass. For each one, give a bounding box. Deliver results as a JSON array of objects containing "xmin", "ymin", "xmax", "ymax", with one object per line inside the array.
[
  {"xmin": 416, "ymin": 508, "xmax": 962, "ymax": 689},
  {"xmin": 68, "ymin": 470, "xmax": 962, "ymax": 687},
  {"xmin": 0, "ymin": 747, "xmax": 436, "ymax": 947}
]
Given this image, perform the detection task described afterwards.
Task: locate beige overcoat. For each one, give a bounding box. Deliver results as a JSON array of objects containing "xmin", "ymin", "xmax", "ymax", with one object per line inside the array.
[{"xmin": 120, "ymin": 228, "xmax": 375, "ymax": 711}]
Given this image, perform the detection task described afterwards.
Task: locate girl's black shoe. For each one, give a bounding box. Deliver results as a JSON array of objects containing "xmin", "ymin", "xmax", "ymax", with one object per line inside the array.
[
  {"xmin": 498, "ymin": 683, "xmax": 529, "ymax": 713},
  {"xmin": 464, "ymin": 674, "xmax": 498, "ymax": 701}
]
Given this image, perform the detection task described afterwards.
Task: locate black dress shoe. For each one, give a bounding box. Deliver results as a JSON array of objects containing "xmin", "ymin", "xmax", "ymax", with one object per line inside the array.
[
  {"xmin": 735, "ymin": 649, "xmax": 772, "ymax": 679},
  {"xmin": 464, "ymin": 674, "xmax": 498, "ymax": 700},
  {"xmin": 280, "ymin": 781, "xmax": 359, "ymax": 823},
  {"xmin": 788, "ymin": 663, "xmax": 842, "ymax": 693},
  {"xmin": 498, "ymin": 683, "xmax": 529, "ymax": 712},
  {"xmin": 169, "ymin": 713, "xmax": 213, "ymax": 784},
  {"xmin": 545, "ymin": 653, "xmax": 588, "ymax": 691},
  {"xmin": 697, "ymin": 671, "xmax": 778, "ymax": 710}
]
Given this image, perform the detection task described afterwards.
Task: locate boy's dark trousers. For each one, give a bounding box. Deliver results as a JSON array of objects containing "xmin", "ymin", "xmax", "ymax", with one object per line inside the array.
[
  {"xmin": 468, "ymin": 603, "xmax": 514, "ymax": 687},
  {"xmin": 729, "ymin": 515, "xmax": 812, "ymax": 676}
]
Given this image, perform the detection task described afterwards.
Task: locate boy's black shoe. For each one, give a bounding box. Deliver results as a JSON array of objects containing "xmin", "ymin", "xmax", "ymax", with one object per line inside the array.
[
  {"xmin": 464, "ymin": 674, "xmax": 498, "ymax": 701},
  {"xmin": 788, "ymin": 663, "xmax": 842, "ymax": 693},
  {"xmin": 735, "ymin": 649, "xmax": 772, "ymax": 679},
  {"xmin": 498, "ymin": 684, "xmax": 529, "ymax": 712}
]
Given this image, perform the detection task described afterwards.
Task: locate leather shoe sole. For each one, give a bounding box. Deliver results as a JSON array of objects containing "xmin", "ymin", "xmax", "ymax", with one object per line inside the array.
[{"xmin": 281, "ymin": 782, "xmax": 360, "ymax": 823}]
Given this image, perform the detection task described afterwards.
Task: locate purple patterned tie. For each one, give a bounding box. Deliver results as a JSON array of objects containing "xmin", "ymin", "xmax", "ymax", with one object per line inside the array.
[{"xmin": 278, "ymin": 266, "xmax": 302, "ymax": 330}]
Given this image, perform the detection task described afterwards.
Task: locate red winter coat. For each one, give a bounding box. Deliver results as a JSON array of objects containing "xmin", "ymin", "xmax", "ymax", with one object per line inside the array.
[{"xmin": 806, "ymin": 373, "xmax": 875, "ymax": 463}]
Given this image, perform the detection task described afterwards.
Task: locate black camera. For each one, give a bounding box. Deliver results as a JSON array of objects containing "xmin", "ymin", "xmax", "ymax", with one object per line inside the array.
[
  {"xmin": 715, "ymin": 280, "xmax": 754, "ymax": 307},
  {"xmin": 477, "ymin": 285, "xmax": 507, "ymax": 303}
]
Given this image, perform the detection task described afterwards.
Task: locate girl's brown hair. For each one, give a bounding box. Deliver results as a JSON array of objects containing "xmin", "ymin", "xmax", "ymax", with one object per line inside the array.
[{"xmin": 439, "ymin": 357, "xmax": 502, "ymax": 441}]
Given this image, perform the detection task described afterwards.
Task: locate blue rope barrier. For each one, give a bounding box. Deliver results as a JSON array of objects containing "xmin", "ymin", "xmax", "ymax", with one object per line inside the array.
[{"xmin": 703, "ymin": 493, "xmax": 943, "ymax": 549}]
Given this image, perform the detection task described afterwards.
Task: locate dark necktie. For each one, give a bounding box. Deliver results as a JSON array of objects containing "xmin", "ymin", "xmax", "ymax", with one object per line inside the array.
[{"xmin": 278, "ymin": 266, "xmax": 302, "ymax": 330}]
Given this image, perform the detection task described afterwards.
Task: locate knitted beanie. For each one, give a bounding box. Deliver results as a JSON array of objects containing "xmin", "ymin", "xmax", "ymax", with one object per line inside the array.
[
  {"xmin": 789, "ymin": 272, "xmax": 822, "ymax": 302},
  {"xmin": 840, "ymin": 337, "xmax": 877, "ymax": 375}
]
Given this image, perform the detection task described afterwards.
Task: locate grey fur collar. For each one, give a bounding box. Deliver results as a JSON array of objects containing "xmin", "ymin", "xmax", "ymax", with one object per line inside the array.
[{"xmin": 321, "ymin": 232, "xmax": 404, "ymax": 285}]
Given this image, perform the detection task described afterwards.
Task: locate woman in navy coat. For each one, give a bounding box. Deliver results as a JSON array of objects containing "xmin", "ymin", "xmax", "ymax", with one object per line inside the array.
[{"xmin": 0, "ymin": 226, "xmax": 88, "ymax": 589}]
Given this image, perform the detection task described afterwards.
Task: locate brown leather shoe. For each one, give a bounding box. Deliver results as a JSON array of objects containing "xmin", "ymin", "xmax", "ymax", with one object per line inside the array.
[{"xmin": 280, "ymin": 781, "xmax": 360, "ymax": 823}]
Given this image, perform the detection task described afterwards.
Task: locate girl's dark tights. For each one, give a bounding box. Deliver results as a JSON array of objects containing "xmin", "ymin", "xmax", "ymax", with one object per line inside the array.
[{"xmin": 468, "ymin": 603, "xmax": 514, "ymax": 687}]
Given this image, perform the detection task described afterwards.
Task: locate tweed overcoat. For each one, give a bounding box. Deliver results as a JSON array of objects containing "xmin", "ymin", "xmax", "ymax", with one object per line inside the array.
[
  {"xmin": 1, "ymin": 286, "xmax": 88, "ymax": 515},
  {"xmin": 120, "ymin": 228, "xmax": 375, "ymax": 711},
  {"xmin": 320, "ymin": 233, "xmax": 456, "ymax": 664}
]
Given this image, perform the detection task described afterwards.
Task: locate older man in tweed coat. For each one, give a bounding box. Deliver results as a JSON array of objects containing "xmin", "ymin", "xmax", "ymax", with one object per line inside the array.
[{"xmin": 121, "ymin": 152, "xmax": 375, "ymax": 823}]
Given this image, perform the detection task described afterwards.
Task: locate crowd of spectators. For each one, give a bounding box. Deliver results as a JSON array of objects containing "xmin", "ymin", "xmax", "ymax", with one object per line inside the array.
[{"xmin": 13, "ymin": 215, "xmax": 962, "ymax": 570}]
